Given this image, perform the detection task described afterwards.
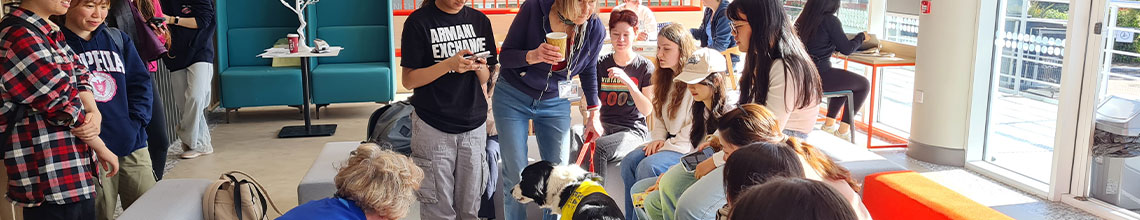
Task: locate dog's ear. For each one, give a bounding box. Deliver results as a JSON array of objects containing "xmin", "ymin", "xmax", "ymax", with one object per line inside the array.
[{"xmin": 518, "ymin": 161, "xmax": 555, "ymax": 206}]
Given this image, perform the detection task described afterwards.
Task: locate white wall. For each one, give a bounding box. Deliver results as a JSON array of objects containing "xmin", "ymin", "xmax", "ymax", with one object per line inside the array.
[{"xmin": 907, "ymin": 0, "xmax": 983, "ymax": 165}]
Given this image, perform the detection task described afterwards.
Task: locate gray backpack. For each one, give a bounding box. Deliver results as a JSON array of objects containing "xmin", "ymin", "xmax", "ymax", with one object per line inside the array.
[{"xmin": 366, "ymin": 101, "xmax": 413, "ymax": 155}]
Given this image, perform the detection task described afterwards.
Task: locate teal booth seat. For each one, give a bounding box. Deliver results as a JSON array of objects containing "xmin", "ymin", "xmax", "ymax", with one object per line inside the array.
[
  {"xmin": 306, "ymin": 0, "xmax": 397, "ymax": 106},
  {"xmin": 217, "ymin": 0, "xmax": 304, "ymax": 112}
]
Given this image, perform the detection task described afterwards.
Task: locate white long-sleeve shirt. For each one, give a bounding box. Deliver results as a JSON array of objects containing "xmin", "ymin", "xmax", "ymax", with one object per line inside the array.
[
  {"xmin": 765, "ymin": 59, "xmax": 819, "ymax": 134},
  {"xmin": 650, "ymin": 85, "xmax": 695, "ymax": 154},
  {"xmin": 613, "ymin": 3, "xmax": 659, "ymax": 40}
]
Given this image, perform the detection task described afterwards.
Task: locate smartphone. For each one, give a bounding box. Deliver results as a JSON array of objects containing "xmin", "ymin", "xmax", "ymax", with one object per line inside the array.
[
  {"xmin": 680, "ymin": 147, "xmax": 716, "ymax": 172},
  {"xmin": 464, "ymin": 51, "xmax": 492, "ymax": 60},
  {"xmin": 149, "ymin": 17, "xmax": 165, "ymax": 25}
]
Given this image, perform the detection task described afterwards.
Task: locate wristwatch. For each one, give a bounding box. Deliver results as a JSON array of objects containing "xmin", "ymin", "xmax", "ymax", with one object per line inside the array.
[{"xmin": 173, "ymin": 16, "xmax": 180, "ymax": 25}]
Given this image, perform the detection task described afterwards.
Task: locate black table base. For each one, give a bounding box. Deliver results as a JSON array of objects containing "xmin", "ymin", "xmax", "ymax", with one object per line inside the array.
[
  {"xmin": 278, "ymin": 124, "xmax": 337, "ymax": 138},
  {"xmin": 277, "ymin": 56, "xmax": 338, "ymax": 138}
]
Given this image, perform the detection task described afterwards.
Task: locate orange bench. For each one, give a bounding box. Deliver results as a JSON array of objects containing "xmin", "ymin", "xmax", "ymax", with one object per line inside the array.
[{"xmin": 862, "ymin": 171, "xmax": 1013, "ymax": 220}]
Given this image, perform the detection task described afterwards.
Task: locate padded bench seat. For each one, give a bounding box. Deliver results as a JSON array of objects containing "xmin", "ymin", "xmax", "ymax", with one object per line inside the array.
[
  {"xmin": 806, "ymin": 131, "xmax": 908, "ymax": 183},
  {"xmin": 117, "ymin": 179, "xmax": 214, "ymax": 220},
  {"xmin": 863, "ymin": 171, "xmax": 1013, "ymax": 220},
  {"xmin": 311, "ymin": 62, "xmax": 394, "ymax": 104},
  {"xmin": 297, "ymin": 141, "xmax": 359, "ymax": 204},
  {"xmin": 219, "ymin": 66, "xmax": 305, "ymax": 108}
]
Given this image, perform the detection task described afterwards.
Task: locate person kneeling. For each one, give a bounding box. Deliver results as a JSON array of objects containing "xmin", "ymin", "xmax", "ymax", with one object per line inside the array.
[{"xmin": 278, "ymin": 143, "xmax": 425, "ymax": 220}]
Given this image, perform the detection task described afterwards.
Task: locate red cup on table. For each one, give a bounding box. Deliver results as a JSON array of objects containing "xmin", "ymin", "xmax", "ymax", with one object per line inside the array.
[{"xmin": 287, "ymin": 34, "xmax": 300, "ymax": 53}]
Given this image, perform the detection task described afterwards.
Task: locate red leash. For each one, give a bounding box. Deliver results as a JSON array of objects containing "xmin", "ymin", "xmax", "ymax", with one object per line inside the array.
[{"xmin": 574, "ymin": 131, "xmax": 600, "ymax": 172}]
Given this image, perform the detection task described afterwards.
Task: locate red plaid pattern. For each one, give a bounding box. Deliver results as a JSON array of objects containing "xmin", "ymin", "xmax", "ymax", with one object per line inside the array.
[{"xmin": 0, "ymin": 8, "xmax": 98, "ymax": 207}]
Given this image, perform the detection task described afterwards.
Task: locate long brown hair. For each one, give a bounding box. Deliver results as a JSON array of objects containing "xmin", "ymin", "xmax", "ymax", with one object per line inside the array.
[
  {"xmin": 785, "ymin": 137, "xmax": 858, "ymax": 192},
  {"xmin": 716, "ymin": 104, "xmax": 785, "ymax": 147},
  {"xmin": 652, "ymin": 23, "xmax": 698, "ymax": 120},
  {"xmin": 728, "ymin": 0, "xmax": 822, "ymax": 109},
  {"xmin": 718, "ymin": 104, "xmax": 858, "ymax": 192}
]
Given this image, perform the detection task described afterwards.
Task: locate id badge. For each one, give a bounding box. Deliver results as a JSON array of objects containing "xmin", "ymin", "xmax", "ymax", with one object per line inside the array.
[{"xmin": 558, "ymin": 80, "xmax": 582, "ymax": 101}]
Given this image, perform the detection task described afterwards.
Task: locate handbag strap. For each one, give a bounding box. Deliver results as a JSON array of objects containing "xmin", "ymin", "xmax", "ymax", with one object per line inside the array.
[{"xmin": 225, "ymin": 171, "xmax": 284, "ymax": 216}]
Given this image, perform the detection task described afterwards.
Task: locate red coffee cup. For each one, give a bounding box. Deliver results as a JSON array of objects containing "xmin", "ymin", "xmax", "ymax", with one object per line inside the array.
[{"xmin": 287, "ymin": 34, "xmax": 300, "ymax": 53}]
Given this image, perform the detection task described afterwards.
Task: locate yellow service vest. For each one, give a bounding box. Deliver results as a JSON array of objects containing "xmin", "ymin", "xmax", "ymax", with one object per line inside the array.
[{"xmin": 559, "ymin": 180, "xmax": 609, "ymax": 220}]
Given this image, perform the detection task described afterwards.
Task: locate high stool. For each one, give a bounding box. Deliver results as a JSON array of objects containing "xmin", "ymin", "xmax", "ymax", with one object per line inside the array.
[{"xmin": 822, "ymin": 90, "xmax": 856, "ymax": 143}]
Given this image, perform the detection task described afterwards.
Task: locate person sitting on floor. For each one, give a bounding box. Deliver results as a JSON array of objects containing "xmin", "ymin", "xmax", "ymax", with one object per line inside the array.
[{"xmin": 278, "ymin": 143, "xmax": 425, "ymax": 220}]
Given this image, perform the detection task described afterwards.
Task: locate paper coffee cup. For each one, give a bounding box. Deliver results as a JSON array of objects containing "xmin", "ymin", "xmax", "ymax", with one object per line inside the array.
[{"xmin": 546, "ymin": 32, "xmax": 568, "ymax": 61}]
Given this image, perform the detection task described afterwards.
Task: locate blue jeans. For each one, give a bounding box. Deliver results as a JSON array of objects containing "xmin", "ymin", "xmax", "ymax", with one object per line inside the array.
[
  {"xmin": 631, "ymin": 178, "xmax": 657, "ymax": 219},
  {"xmin": 621, "ymin": 146, "xmax": 683, "ymax": 220},
  {"xmin": 674, "ymin": 167, "xmax": 726, "ymax": 220},
  {"xmin": 494, "ymin": 80, "xmax": 572, "ymax": 220}
]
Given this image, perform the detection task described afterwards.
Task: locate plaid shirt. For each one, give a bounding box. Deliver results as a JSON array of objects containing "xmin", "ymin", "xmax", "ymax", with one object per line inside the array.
[{"xmin": 0, "ymin": 8, "xmax": 98, "ymax": 207}]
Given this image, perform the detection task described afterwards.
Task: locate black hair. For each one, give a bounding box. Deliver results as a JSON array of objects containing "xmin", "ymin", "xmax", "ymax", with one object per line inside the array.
[
  {"xmin": 793, "ymin": 0, "xmax": 841, "ymax": 43},
  {"xmin": 722, "ymin": 142, "xmax": 805, "ymax": 204},
  {"xmin": 729, "ymin": 178, "xmax": 858, "ymax": 220},
  {"xmin": 689, "ymin": 72, "xmax": 731, "ymax": 146},
  {"xmin": 727, "ymin": 0, "xmax": 822, "ymax": 109}
]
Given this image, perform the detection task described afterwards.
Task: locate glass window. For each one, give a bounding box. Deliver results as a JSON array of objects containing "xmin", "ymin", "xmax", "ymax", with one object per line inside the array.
[
  {"xmin": 884, "ymin": 12, "xmax": 919, "ymax": 45},
  {"xmin": 1084, "ymin": 2, "xmax": 1140, "ymax": 215},
  {"xmin": 783, "ymin": 0, "xmax": 869, "ymax": 34},
  {"xmin": 982, "ymin": 0, "xmax": 1070, "ymax": 184}
]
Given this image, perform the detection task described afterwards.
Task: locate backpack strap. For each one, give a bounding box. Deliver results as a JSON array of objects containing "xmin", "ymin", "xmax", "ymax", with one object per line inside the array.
[
  {"xmin": 202, "ymin": 179, "xmax": 227, "ymax": 220},
  {"xmin": 224, "ymin": 174, "xmax": 244, "ymax": 220},
  {"xmin": 104, "ymin": 27, "xmax": 125, "ymax": 52},
  {"xmin": 226, "ymin": 171, "xmax": 283, "ymax": 216}
]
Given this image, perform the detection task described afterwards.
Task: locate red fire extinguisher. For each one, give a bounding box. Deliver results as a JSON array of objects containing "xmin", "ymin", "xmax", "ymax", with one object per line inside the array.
[{"xmin": 921, "ymin": 0, "xmax": 932, "ymax": 14}]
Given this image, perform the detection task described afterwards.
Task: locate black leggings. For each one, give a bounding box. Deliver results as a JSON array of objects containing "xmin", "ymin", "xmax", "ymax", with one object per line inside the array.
[{"xmin": 820, "ymin": 67, "xmax": 870, "ymax": 124}]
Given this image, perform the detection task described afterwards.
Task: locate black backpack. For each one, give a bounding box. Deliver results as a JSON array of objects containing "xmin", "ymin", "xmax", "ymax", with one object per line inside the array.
[{"xmin": 365, "ymin": 101, "xmax": 414, "ymax": 155}]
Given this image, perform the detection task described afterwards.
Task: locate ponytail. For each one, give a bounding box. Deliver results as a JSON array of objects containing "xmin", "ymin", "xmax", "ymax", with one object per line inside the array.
[{"xmin": 786, "ymin": 137, "xmax": 859, "ymax": 192}]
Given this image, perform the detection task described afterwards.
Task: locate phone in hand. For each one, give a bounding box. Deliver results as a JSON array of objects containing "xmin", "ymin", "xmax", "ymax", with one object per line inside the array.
[
  {"xmin": 681, "ymin": 147, "xmax": 716, "ymax": 172},
  {"xmin": 149, "ymin": 17, "xmax": 165, "ymax": 26},
  {"xmin": 464, "ymin": 51, "xmax": 492, "ymax": 60}
]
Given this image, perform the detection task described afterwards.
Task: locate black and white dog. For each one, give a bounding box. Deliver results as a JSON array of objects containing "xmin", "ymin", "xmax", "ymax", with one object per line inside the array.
[{"xmin": 511, "ymin": 161, "xmax": 624, "ymax": 220}]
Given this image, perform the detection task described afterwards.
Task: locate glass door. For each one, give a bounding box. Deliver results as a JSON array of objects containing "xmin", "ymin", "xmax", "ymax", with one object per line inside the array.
[
  {"xmin": 1077, "ymin": 0, "xmax": 1140, "ymax": 215},
  {"xmin": 983, "ymin": 0, "xmax": 1071, "ymax": 184}
]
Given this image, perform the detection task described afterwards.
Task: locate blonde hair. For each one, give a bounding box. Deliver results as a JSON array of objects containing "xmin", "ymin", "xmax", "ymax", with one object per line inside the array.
[
  {"xmin": 553, "ymin": 0, "xmax": 599, "ymax": 24},
  {"xmin": 652, "ymin": 23, "xmax": 700, "ymax": 119},
  {"xmin": 334, "ymin": 143, "xmax": 424, "ymax": 219}
]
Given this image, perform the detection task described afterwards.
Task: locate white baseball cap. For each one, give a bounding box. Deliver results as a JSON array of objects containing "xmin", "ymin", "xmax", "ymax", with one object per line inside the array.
[{"xmin": 673, "ymin": 48, "xmax": 728, "ymax": 84}]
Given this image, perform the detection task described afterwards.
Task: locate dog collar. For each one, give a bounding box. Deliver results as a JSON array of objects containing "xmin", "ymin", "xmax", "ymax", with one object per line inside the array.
[{"xmin": 560, "ymin": 180, "xmax": 608, "ymax": 220}]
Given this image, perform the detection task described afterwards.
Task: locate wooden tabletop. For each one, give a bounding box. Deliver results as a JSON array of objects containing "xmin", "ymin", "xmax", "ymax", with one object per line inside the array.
[{"xmin": 833, "ymin": 53, "xmax": 916, "ymax": 66}]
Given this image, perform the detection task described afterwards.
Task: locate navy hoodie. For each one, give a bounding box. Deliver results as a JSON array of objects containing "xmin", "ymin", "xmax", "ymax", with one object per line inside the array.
[
  {"xmin": 64, "ymin": 24, "xmax": 154, "ymax": 156},
  {"xmin": 161, "ymin": 0, "xmax": 215, "ymax": 71}
]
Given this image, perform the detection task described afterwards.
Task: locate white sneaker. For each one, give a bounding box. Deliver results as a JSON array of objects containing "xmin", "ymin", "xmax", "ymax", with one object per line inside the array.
[
  {"xmin": 820, "ymin": 122, "xmax": 839, "ymax": 133},
  {"xmin": 831, "ymin": 129, "xmax": 852, "ymax": 141},
  {"xmin": 180, "ymin": 149, "xmax": 213, "ymax": 159}
]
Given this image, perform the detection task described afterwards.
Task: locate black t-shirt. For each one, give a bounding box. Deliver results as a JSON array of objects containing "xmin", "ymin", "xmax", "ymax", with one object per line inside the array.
[
  {"xmin": 595, "ymin": 53, "xmax": 654, "ymax": 129},
  {"xmin": 401, "ymin": 4, "xmax": 498, "ymax": 134}
]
